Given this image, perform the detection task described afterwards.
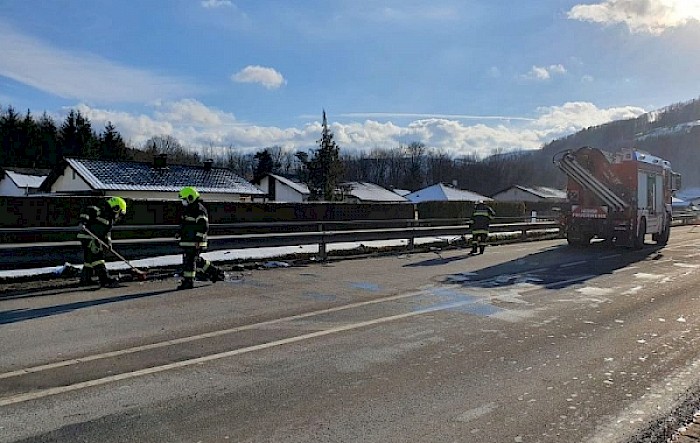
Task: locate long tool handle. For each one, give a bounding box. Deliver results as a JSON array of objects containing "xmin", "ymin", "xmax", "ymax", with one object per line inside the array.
[{"xmin": 81, "ymin": 226, "xmax": 147, "ymax": 275}]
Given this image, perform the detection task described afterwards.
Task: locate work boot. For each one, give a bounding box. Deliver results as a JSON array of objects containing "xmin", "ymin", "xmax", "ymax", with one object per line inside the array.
[
  {"xmin": 79, "ymin": 267, "xmax": 95, "ymax": 286},
  {"xmin": 208, "ymin": 267, "xmax": 225, "ymax": 283},
  {"xmin": 95, "ymin": 264, "xmax": 119, "ymax": 288},
  {"xmin": 177, "ymin": 278, "xmax": 194, "ymax": 290},
  {"xmin": 479, "ymin": 246, "xmax": 486, "ymax": 255}
]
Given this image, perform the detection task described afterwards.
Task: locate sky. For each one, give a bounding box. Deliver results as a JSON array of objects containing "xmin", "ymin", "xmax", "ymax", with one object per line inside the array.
[{"xmin": 1, "ymin": 0, "xmax": 700, "ymax": 158}]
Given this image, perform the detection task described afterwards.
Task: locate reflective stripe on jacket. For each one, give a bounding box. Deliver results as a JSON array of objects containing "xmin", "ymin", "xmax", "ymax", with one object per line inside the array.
[
  {"xmin": 76, "ymin": 200, "xmax": 115, "ymax": 241},
  {"xmin": 179, "ymin": 200, "xmax": 209, "ymax": 248},
  {"xmin": 471, "ymin": 204, "xmax": 495, "ymax": 234}
]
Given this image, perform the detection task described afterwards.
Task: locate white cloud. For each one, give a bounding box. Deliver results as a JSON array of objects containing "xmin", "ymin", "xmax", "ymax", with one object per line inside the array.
[
  {"xmin": 74, "ymin": 100, "xmax": 646, "ymax": 158},
  {"xmin": 231, "ymin": 66, "xmax": 286, "ymax": 90},
  {"xmin": 568, "ymin": 0, "xmax": 700, "ymax": 35},
  {"xmin": 521, "ymin": 64, "xmax": 567, "ymax": 81},
  {"xmin": 201, "ymin": 0, "xmax": 233, "ymax": 8},
  {"xmin": 0, "ymin": 21, "xmax": 198, "ymax": 103}
]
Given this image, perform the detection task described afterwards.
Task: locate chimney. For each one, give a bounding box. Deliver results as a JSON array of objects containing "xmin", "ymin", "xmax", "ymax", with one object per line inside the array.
[
  {"xmin": 203, "ymin": 159, "xmax": 214, "ymax": 171},
  {"xmin": 153, "ymin": 154, "xmax": 167, "ymax": 169}
]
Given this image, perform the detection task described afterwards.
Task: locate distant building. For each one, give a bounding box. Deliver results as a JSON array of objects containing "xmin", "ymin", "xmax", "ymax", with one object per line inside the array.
[
  {"xmin": 257, "ymin": 173, "xmax": 310, "ymax": 202},
  {"xmin": 491, "ymin": 185, "xmax": 566, "ymax": 203},
  {"xmin": 404, "ymin": 183, "xmax": 490, "ymax": 203},
  {"xmin": 0, "ymin": 167, "xmax": 50, "ymax": 196},
  {"xmin": 390, "ymin": 188, "xmax": 411, "ymax": 197},
  {"xmin": 339, "ymin": 182, "xmax": 409, "ymax": 203},
  {"xmin": 676, "ymin": 188, "xmax": 700, "ymax": 206},
  {"xmin": 39, "ymin": 157, "xmax": 265, "ymax": 201}
]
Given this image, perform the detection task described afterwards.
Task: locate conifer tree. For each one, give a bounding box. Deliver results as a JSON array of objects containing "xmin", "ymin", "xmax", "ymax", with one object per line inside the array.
[{"xmin": 305, "ymin": 110, "xmax": 344, "ymax": 201}]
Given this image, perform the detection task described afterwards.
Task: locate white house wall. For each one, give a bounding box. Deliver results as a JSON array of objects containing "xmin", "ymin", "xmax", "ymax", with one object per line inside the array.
[
  {"xmin": 0, "ymin": 178, "xmax": 23, "ymax": 196},
  {"xmin": 274, "ymin": 185, "xmax": 304, "ymax": 202},
  {"xmin": 51, "ymin": 166, "xmax": 92, "ymax": 193}
]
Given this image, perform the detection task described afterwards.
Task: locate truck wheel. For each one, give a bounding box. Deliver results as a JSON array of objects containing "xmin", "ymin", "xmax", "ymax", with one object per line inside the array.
[
  {"xmin": 633, "ymin": 218, "xmax": 646, "ymax": 249},
  {"xmin": 657, "ymin": 218, "xmax": 671, "ymax": 245}
]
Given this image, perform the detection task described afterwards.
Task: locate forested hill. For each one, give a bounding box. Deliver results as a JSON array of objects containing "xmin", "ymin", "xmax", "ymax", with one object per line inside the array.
[{"xmin": 538, "ymin": 97, "xmax": 700, "ymax": 188}]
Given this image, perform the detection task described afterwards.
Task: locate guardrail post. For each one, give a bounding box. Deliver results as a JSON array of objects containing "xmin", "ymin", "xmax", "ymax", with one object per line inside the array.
[{"xmin": 318, "ymin": 223, "xmax": 327, "ymax": 261}]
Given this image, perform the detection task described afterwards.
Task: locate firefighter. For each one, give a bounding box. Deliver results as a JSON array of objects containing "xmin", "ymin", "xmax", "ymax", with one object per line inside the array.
[
  {"xmin": 77, "ymin": 196, "xmax": 126, "ymax": 287},
  {"xmin": 470, "ymin": 200, "xmax": 496, "ymax": 255},
  {"xmin": 177, "ymin": 186, "xmax": 225, "ymax": 290}
]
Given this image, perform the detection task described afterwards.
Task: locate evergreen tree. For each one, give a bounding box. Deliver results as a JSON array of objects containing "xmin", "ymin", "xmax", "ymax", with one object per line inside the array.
[
  {"xmin": 252, "ymin": 148, "xmax": 278, "ymax": 184},
  {"xmin": 0, "ymin": 106, "xmax": 22, "ymax": 166},
  {"xmin": 305, "ymin": 110, "xmax": 344, "ymax": 201},
  {"xmin": 38, "ymin": 112, "xmax": 59, "ymax": 168},
  {"xmin": 100, "ymin": 121, "xmax": 128, "ymax": 160},
  {"xmin": 20, "ymin": 110, "xmax": 41, "ymax": 167},
  {"xmin": 59, "ymin": 110, "xmax": 98, "ymax": 159}
]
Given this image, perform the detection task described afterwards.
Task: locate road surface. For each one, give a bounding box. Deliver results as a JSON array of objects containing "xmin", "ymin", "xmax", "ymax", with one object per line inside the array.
[{"xmin": 3, "ymin": 227, "xmax": 700, "ymax": 442}]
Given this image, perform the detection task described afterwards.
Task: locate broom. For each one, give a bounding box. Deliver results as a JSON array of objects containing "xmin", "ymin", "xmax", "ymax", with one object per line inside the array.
[{"xmin": 81, "ymin": 226, "xmax": 148, "ymax": 281}]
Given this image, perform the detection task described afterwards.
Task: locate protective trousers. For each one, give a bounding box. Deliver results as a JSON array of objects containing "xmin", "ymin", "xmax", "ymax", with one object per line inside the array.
[
  {"xmin": 80, "ymin": 239, "xmax": 111, "ymax": 284},
  {"xmin": 471, "ymin": 232, "xmax": 489, "ymax": 254},
  {"xmin": 181, "ymin": 247, "xmax": 218, "ymax": 283}
]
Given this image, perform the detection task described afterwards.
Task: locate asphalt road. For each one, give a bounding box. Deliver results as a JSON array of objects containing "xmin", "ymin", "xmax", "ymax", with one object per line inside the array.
[{"xmin": 3, "ymin": 227, "xmax": 700, "ymax": 442}]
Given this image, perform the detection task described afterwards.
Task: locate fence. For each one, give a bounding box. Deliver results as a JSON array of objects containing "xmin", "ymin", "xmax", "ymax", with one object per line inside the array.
[{"xmin": 0, "ymin": 216, "xmax": 561, "ymax": 271}]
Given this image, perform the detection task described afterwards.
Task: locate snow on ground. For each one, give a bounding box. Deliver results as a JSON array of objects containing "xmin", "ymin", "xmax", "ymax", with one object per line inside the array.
[{"xmin": 0, "ymin": 237, "xmax": 459, "ymax": 281}]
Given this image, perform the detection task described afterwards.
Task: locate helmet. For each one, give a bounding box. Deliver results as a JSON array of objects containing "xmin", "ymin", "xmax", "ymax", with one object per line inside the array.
[
  {"xmin": 107, "ymin": 196, "xmax": 127, "ymax": 215},
  {"xmin": 179, "ymin": 186, "xmax": 200, "ymax": 204}
]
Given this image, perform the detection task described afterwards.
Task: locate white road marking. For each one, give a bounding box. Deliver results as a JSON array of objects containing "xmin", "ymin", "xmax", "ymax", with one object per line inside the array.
[
  {"xmin": 0, "ymin": 298, "xmax": 478, "ymax": 407},
  {"xmin": 0, "ymin": 289, "xmax": 430, "ymax": 381}
]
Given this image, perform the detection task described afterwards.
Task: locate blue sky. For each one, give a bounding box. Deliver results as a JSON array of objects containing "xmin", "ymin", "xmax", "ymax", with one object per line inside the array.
[{"xmin": 1, "ymin": 0, "xmax": 700, "ymax": 157}]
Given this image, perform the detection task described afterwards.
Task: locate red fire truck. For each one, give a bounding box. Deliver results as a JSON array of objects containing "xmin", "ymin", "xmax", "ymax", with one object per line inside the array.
[{"xmin": 555, "ymin": 146, "xmax": 681, "ymax": 248}]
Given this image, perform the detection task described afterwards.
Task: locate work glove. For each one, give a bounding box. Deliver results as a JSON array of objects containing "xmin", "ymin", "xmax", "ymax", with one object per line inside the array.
[
  {"xmin": 77, "ymin": 223, "xmax": 85, "ymax": 232},
  {"xmin": 174, "ymin": 233, "xmax": 181, "ymax": 240},
  {"xmin": 88, "ymin": 239, "xmax": 102, "ymax": 254}
]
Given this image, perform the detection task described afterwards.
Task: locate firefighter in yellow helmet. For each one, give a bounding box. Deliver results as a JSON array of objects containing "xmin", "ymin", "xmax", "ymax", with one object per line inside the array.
[
  {"xmin": 470, "ymin": 200, "xmax": 496, "ymax": 255},
  {"xmin": 177, "ymin": 187, "xmax": 224, "ymax": 290},
  {"xmin": 76, "ymin": 196, "xmax": 126, "ymax": 287}
]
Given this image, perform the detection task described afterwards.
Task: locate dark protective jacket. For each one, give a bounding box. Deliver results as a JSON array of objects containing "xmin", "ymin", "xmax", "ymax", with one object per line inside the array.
[
  {"xmin": 179, "ymin": 199, "xmax": 209, "ymax": 248},
  {"xmin": 471, "ymin": 203, "xmax": 496, "ymax": 234},
  {"xmin": 77, "ymin": 199, "xmax": 117, "ymax": 242}
]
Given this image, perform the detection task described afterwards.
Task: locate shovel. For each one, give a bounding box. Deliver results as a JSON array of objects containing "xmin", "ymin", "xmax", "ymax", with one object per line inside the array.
[{"xmin": 81, "ymin": 226, "xmax": 148, "ymax": 281}]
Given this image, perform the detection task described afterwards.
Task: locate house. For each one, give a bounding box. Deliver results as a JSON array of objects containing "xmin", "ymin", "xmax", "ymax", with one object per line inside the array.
[
  {"xmin": 391, "ymin": 188, "xmax": 411, "ymax": 197},
  {"xmin": 0, "ymin": 167, "xmax": 50, "ymax": 196},
  {"xmin": 491, "ymin": 185, "xmax": 566, "ymax": 203},
  {"xmin": 404, "ymin": 183, "xmax": 490, "ymax": 203},
  {"xmin": 676, "ymin": 187, "xmax": 700, "ymax": 206},
  {"xmin": 339, "ymin": 182, "xmax": 409, "ymax": 203},
  {"xmin": 39, "ymin": 156, "xmax": 265, "ymax": 201},
  {"xmin": 257, "ymin": 173, "xmax": 310, "ymax": 202}
]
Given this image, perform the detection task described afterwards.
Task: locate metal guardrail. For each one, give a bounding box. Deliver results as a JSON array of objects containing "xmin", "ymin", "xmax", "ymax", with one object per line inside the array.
[{"xmin": 0, "ymin": 218, "xmax": 562, "ymax": 271}]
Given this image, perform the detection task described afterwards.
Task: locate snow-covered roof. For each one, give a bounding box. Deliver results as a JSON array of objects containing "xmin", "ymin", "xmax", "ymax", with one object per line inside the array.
[
  {"xmin": 5, "ymin": 170, "xmax": 46, "ymax": 189},
  {"xmin": 391, "ymin": 188, "xmax": 411, "ymax": 197},
  {"xmin": 676, "ymin": 188, "xmax": 700, "ymax": 201},
  {"xmin": 513, "ymin": 185, "xmax": 566, "ymax": 200},
  {"xmin": 269, "ymin": 174, "xmax": 310, "ymax": 195},
  {"xmin": 404, "ymin": 183, "xmax": 491, "ymax": 203},
  {"xmin": 342, "ymin": 182, "xmax": 408, "ymax": 202},
  {"xmin": 43, "ymin": 158, "xmax": 264, "ymax": 195}
]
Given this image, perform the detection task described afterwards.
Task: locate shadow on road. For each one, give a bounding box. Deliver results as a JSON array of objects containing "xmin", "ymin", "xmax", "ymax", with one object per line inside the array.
[
  {"xmin": 408, "ymin": 240, "xmax": 665, "ymax": 290},
  {"xmin": 0, "ymin": 288, "xmax": 176, "ymax": 325}
]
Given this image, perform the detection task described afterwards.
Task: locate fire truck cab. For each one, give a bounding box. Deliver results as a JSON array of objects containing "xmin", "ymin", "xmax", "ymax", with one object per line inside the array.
[{"xmin": 557, "ymin": 147, "xmax": 681, "ymax": 248}]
